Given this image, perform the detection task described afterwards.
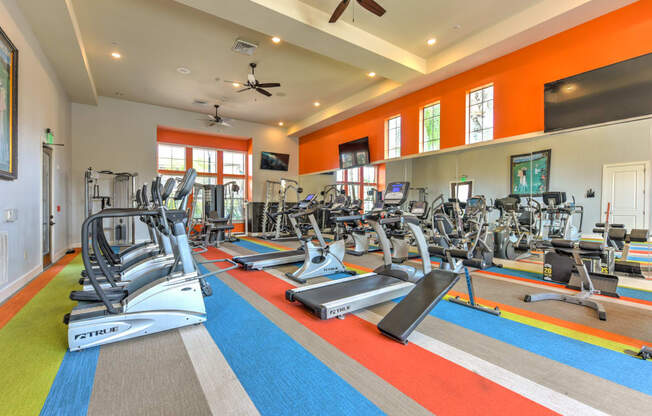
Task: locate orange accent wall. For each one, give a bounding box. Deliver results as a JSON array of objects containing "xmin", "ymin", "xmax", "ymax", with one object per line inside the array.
[
  {"xmin": 299, "ymin": 0, "xmax": 652, "ymax": 174},
  {"xmin": 157, "ymin": 126, "xmax": 250, "ymax": 151}
]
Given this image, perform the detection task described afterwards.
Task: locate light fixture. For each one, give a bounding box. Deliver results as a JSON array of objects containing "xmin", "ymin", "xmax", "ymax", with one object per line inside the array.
[
  {"xmin": 427, "ymin": 38, "xmax": 437, "ymax": 46},
  {"xmin": 313, "ymin": 101, "xmax": 321, "ymax": 107},
  {"xmin": 176, "ymin": 67, "xmax": 191, "ymax": 75},
  {"xmin": 111, "ymin": 52, "xmax": 122, "ymax": 59},
  {"xmin": 232, "ymin": 82, "xmax": 241, "ymax": 88},
  {"xmin": 278, "ymin": 121, "xmax": 284, "ymax": 126},
  {"xmin": 271, "ymin": 36, "xmax": 281, "ymax": 44},
  {"xmin": 367, "ymin": 72, "xmax": 376, "ymax": 78}
]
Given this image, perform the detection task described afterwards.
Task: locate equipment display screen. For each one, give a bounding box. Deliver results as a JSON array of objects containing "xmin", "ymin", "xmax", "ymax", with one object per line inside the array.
[
  {"xmin": 467, "ymin": 198, "xmax": 481, "ymax": 208},
  {"xmin": 390, "ymin": 184, "xmax": 403, "ymax": 192},
  {"xmin": 304, "ymin": 194, "xmax": 315, "ymax": 201}
]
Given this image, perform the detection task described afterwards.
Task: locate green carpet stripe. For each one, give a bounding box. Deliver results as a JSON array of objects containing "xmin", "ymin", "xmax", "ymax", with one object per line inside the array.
[{"xmin": 0, "ymin": 255, "xmax": 84, "ymax": 416}]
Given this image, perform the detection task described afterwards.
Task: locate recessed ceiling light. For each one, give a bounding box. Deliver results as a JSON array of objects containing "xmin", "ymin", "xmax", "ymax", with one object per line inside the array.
[
  {"xmin": 232, "ymin": 82, "xmax": 241, "ymax": 88},
  {"xmin": 111, "ymin": 52, "xmax": 121, "ymax": 59},
  {"xmin": 427, "ymin": 38, "xmax": 437, "ymax": 46},
  {"xmin": 367, "ymin": 72, "xmax": 376, "ymax": 78},
  {"xmin": 313, "ymin": 101, "xmax": 321, "ymax": 107},
  {"xmin": 278, "ymin": 121, "xmax": 284, "ymax": 126},
  {"xmin": 271, "ymin": 36, "xmax": 281, "ymax": 44},
  {"xmin": 453, "ymin": 24, "xmax": 462, "ymax": 30},
  {"xmin": 177, "ymin": 67, "xmax": 191, "ymax": 75}
]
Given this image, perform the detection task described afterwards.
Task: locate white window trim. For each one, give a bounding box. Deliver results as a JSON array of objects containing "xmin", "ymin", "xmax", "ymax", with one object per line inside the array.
[
  {"xmin": 385, "ymin": 114, "xmax": 402, "ymax": 159},
  {"xmin": 465, "ymin": 83, "xmax": 494, "ymax": 145},
  {"xmin": 419, "ymin": 101, "xmax": 441, "ymax": 153}
]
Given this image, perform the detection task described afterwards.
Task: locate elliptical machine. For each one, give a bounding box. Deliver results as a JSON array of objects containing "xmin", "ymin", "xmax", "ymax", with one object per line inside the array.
[{"xmin": 285, "ymin": 194, "xmax": 356, "ymax": 283}]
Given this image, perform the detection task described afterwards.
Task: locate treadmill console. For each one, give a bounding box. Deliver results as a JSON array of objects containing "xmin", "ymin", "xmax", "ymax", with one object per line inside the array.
[
  {"xmin": 409, "ymin": 200, "xmax": 427, "ymax": 215},
  {"xmin": 543, "ymin": 191, "xmax": 566, "ymax": 208},
  {"xmin": 297, "ymin": 193, "xmax": 317, "ymax": 209},
  {"xmin": 383, "ymin": 182, "xmax": 410, "ymax": 207}
]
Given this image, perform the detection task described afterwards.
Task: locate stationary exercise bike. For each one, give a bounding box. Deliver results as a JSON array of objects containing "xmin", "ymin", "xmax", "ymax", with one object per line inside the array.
[{"xmin": 285, "ymin": 194, "xmax": 356, "ymax": 283}]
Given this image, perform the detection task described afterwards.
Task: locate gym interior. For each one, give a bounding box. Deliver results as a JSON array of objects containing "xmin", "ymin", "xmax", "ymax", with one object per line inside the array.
[{"xmin": 0, "ymin": 1, "xmax": 651, "ymax": 415}]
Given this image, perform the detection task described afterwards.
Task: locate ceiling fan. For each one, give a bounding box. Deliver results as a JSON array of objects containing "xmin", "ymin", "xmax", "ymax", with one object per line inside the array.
[
  {"xmin": 329, "ymin": 0, "xmax": 385, "ymax": 23},
  {"xmin": 200, "ymin": 104, "xmax": 231, "ymax": 127},
  {"xmin": 225, "ymin": 63, "xmax": 280, "ymax": 97}
]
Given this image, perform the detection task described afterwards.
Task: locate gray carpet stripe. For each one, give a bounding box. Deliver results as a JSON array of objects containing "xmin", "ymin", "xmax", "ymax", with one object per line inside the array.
[
  {"xmin": 179, "ymin": 325, "xmax": 260, "ymax": 416},
  {"xmin": 202, "ymin": 249, "xmax": 432, "ymax": 416},
  {"xmin": 87, "ymin": 330, "xmax": 212, "ymax": 416}
]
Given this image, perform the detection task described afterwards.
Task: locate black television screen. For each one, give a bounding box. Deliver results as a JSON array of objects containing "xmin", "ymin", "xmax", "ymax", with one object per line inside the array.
[
  {"xmin": 544, "ymin": 52, "xmax": 652, "ymax": 132},
  {"xmin": 339, "ymin": 137, "xmax": 370, "ymax": 169},
  {"xmin": 260, "ymin": 151, "xmax": 289, "ymax": 171}
]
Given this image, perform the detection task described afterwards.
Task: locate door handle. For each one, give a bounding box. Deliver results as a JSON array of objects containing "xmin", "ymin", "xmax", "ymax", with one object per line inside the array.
[{"xmin": 50, "ymin": 221, "xmax": 56, "ymax": 226}]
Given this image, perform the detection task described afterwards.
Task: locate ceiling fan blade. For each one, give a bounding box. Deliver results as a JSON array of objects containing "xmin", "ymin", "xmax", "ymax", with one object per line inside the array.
[
  {"xmin": 208, "ymin": 115, "xmax": 217, "ymax": 121},
  {"xmin": 256, "ymin": 83, "xmax": 280, "ymax": 88},
  {"xmin": 224, "ymin": 80, "xmax": 247, "ymax": 85},
  {"xmin": 237, "ymin": 88, "xmax": 252, "ymax": 93},
  {"xmin": 255, "ymin": 88, "xmax": 272, "ymax": 97},
  {"xmin": 329, "ymin": 0, "xmax": 350, "ymax": 23},
  {"xmin": 220, "ymin": 121, "xmax": 232, "ymax": 127},
  {"xmin": 356, "ymin": 0, "xmax": 385, "ymax": 16}
]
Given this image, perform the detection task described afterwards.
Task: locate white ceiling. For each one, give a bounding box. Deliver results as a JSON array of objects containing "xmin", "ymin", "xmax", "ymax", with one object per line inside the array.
[
  {"xmin": 70, "ymin": 0, "xmax": 384, "ymax": 125},
  {"xmin": 17, "ymin": 0, "xmax": 637, "ymax": 132},
  {"xmin": 299, "ymin": 0, "xmax": 544, "ymax": 58}
]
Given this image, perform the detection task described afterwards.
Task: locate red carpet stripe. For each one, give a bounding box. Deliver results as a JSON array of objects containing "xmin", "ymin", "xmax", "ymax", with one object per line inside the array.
[{"xmin": 203, "ymin": 247, "xmax": 557, "ymax": 416}]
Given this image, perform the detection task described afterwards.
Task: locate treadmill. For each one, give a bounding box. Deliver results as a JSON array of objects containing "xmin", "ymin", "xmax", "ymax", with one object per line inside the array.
[
  {"xmin": 232, "ymin": 194, "xmax": 316, "ymax": 270},
  {"xmin": 286, "ymin": 182, "xmax": 432, "ymax": 320}
]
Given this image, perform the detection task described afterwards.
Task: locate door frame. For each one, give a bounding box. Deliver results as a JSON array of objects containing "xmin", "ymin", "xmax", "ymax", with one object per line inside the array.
[
  {"xmin": 42, "ymin": 145, "xmax": 53, "ymax": 268},
  {"xmin": 601, "ymin": 160, "xmax": 650, "ymax": 227}
]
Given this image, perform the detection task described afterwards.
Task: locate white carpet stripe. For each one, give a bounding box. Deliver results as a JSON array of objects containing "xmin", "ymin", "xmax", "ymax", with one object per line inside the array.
[
  {"xmin": 218, "ymin": 245, "xmax": 607, "ymax": 415},
  {"xmin": 179, "ymin": 325, "xmax": 260, "ymax": 416}
]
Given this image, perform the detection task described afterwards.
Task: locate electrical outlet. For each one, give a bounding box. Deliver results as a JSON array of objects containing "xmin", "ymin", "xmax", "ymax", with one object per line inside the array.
[{"xmin": 5, "ymin": 209, "xmax": 17, "ymax": 222}]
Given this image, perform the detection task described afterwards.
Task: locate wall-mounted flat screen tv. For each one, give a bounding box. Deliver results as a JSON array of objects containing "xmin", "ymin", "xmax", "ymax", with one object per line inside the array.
[
  {"xmin": 339, "ymin": 137, "xmax": 370, "ymax": 169},
  {"xmin": 544, "ymin": 52, "xmax": 652, "ymax": 132},
  {"xmin": 260, "ymin": 151, "xmax": 289, "ymax": 171}
]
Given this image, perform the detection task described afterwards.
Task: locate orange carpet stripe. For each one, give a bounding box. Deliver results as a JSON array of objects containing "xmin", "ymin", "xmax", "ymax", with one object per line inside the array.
[
  {"xmin": 0, "ymin": 250, "xmax": 79, "ymax": 330},
  {"xmin": 204, "ymin": 247, "xmax": 557, "ymax": 416}
]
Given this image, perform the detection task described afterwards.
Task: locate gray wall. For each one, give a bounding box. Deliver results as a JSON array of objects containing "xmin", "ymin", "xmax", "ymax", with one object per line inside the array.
[
  {"xmin": 0, "ymin": 0, "xmax": 72, "ymax": 298},
  {"xmin": 71, "ymin": 97, "xmax": 299, "ymax": 245},
  {"xmin": 396, "ymin": 117, "xmax": 652, "ymax": 230}
]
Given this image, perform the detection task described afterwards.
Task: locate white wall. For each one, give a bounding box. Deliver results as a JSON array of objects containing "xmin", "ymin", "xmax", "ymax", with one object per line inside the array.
[
  {"xmin": 70, "ymin": 97, "xmax": 298, "ymax": 244},
  {"xmin": 0, "ymin": 0, "xmax": 72, "ymax": 297},
  {"xmin": 403, "ymin": 118, "xmax": 652, "ymax": 231}
]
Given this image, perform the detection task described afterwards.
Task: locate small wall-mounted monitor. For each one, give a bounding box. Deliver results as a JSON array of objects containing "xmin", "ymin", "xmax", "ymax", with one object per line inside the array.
[
  {"xmin": 339, "ymin": 137, "xmax": 370, "ymax": 169},
  {"xmin": 260, "ymin": 151, "xmax": 289, "ymax": 171}
]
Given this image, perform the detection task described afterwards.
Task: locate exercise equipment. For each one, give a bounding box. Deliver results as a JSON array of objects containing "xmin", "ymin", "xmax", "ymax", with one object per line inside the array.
[
  {"xmin": 286, "ymin": 182, "xmax": 432, "ymax": 320},
  {"xmin": 285, "ymin": 194, "xmax": 356, "ymax": 283},
  {"xmin": 378, "ymin": 244, "xmax": 500, "ymax": 344},
  {"xmin": 65, "ymin": 169, "xmax": 237, "ymax": 351},
  {"xmin": 540, "ymin": 192, "xmax": 583, "ymax": 241},
  {"xmin": 261, "ymin": 178, "xmax": 303, "ymax": 241}
]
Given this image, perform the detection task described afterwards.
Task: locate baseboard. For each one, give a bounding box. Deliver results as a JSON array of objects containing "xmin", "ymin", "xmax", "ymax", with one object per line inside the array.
[{"xmin": 0, "ymin": 263, "xmax": 43, "ymax": 305}]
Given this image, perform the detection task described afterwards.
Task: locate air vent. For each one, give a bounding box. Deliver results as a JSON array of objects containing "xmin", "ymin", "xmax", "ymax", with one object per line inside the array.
[
  {"xmin": 232, "ymin": 39, "xmax": 258, "ymax": 56},
  {"xmin": 0, "ymin": 232, "xmax": 7, "ymax": 284},
  {"xmin": 193, "ymin": 99, "xmax": 208, "ymax": 105}
]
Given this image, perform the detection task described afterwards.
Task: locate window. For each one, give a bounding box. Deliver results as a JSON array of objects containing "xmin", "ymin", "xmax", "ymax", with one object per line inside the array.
[
  {"xmin": 223, "ymin": 151, "xmax": 245, "ymax": 175},
  {"xmin": 386, "ymin": 115, "xmax": 401, "ymax": 158},
  {"xmin": 336, "ymin": 166, "xmax": 378, "ymax": 212},
  {"xmin": 451, "ymin": 181, "xmax": 473, "ymax": 203},
  {"xmin": 192, "ymin": 148, "xmax": 217, "ymax": 174},
  {"xmin": 466, "ymin": 84, "xmax": 493, "ymax": 144},
  {"xmin": 157, "ymin": 143, "xmax": 248, "ymax": 224},
  {"xmin": 158, "ymin": 144, "xmax": 186, "ymax": 171},
  {"xmin": 421, "ymin": 102, "xmax": 440, "ymax": 152}
]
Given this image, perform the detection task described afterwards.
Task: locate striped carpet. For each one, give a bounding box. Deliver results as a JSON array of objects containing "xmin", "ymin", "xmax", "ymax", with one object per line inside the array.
[{"xmin": 0, "ymin": 240, "xmax": 651, "ymax": 415}]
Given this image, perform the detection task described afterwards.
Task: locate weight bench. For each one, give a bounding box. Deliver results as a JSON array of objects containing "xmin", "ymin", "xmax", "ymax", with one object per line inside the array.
[{"xmin": 525, "ymin": 239, "xmax": 615, "ymax": 320}]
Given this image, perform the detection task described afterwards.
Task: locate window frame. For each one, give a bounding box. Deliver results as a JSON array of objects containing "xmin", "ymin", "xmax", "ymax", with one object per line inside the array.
[
  {"xmin": 336, "ymin": 166, "xmax": 378, "ymax": 212},
  {"xmin": 465, "ymin": 83, "xmax": 494, "ymax": 145},
  {"xmin": 385, "ymin": 115, "xmax": 402, "ymax": 159},
  {"xmin": 420, "ymin": 101, "xmax": 441, "ymax": 153},
  {"xmin": 157, "ymin": 143, "xmax": 248, "ymax": 223}
]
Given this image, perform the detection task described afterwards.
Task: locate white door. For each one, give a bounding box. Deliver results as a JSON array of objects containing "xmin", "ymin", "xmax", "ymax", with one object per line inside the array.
[{"xmin": 602, "ymin": 162, "xmax": 647, "ymax": 229}]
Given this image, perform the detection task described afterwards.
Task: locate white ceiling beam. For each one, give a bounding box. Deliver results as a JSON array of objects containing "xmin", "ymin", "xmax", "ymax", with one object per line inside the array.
[
  {"xmin": 173, "ymin": 0, "xmax": 426, "ymax": 82},
  {"xmin": 17, "ymin": 0, "xmax": 97, "ymax": 105}
]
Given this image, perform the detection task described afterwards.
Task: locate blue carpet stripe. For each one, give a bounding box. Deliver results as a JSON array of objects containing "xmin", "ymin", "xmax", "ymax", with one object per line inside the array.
[
  {"xmin": 233, "ymin": 239, "xmax": 279, "ymax": 254},
  {"xmin": 39, "ymin": 348, "xmax": 99, "ymax": 416},
  {"xmin": 198, "ymin": 263, "xmax": 384, "ymax": 416},
  {"xmin": 240, "ymin": 238, "xmax": 652, "ymax": 397}
]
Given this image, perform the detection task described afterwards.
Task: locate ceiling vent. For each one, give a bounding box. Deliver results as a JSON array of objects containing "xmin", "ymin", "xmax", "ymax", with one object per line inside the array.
[
  {"xmin": 193, "ymin": 99, "xmax": 208, "ymax": 105},
  {"xmin": 232, "ymin": 39, "xmax": 258, "ymax": 56}
]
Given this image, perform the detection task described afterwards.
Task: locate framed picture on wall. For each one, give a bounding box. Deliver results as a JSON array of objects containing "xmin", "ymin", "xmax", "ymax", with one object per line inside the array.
[
  {"xmin": 509, "ymin": 149, "xmax": 551, "ymax": 196},
  {"xmin": 0, "ymin": 25, "xmax": 18, "ymax": 180}
]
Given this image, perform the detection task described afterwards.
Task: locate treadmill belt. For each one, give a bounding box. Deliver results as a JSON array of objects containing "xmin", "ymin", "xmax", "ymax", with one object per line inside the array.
[{"xmin": 293, "ymin": 275, "xmax": 402, "ymax": 309}]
